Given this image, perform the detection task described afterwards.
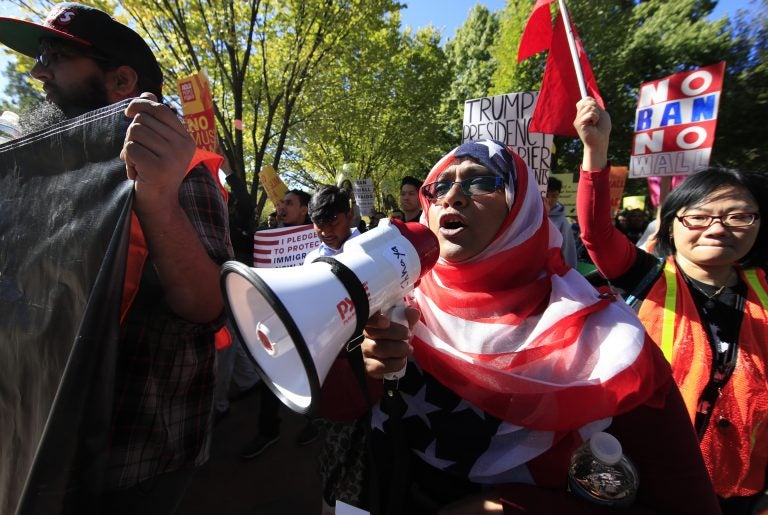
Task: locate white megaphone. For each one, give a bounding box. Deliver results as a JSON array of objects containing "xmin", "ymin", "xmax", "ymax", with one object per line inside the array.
[{"xmin": 221, "ymin": 218, "xmax": 439, "ymax": 415}]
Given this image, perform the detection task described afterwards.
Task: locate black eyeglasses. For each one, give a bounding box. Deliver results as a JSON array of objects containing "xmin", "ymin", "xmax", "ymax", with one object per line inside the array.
[
  {"xmin": 35, "ymin": 46, "xmax": 112, "ymax": 69},
  {"xmin": 676, "ymin": 212, "xmax": 760, "ymax": 229},
  {"xmin": 421, "ymin": 176, "xmax": 503, "ymax": 202}
]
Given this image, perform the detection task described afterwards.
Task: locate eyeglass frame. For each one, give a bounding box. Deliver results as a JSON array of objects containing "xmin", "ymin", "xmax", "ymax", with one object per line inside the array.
[
  {"xmin": 35, "ymin": 42, "xmax": 114, "ymax": 69},
  {"xmin": 421, "ymin": 176, "xmax": 504, "ymax": 202},
  {"xmin": 675, "ymin": 212, "xmax": 760, "ymax": 229}
]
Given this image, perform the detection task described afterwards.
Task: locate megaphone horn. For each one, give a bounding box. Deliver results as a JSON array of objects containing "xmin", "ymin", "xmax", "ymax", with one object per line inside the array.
[{"xmin": 221, "ymin": 218, "xmax": 439, "ymax": 415}]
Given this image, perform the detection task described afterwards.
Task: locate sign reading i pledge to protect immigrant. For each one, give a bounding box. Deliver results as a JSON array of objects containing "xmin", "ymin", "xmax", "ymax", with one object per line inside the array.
[
  {"xmin": 176, "ymin": 70, "xmax": 217, "ymax": 151},
  {"xmin": 253, "ymin": 225, "xmax": 320, "ymax": 268},
  {"xmin": 462, "ymin": 92, "xmax": 554, "ymax": 195},
  {"xmin": 258, "ymin": 165, "xmax": 289, "ymax": 207},
  {"xmin": 630, "ymin": 62, "xmax": 726, "ymax": 178}
]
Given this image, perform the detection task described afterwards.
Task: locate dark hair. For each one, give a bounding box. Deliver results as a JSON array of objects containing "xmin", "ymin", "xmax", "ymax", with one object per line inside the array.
[
  {"xmin": 287, "ymin": 189, "xmax": 311, "ymax": 207},
  {"xmin": 547, "ymin": 176, "xmax": 562, "ymax": 193},
  {"xmin": 401, "ymin": 176, "xmax": 423, "ymax": 190},
  {"xmin": 308, "ymin": 185, "xmax": 350, "ymax": 222},
  {"xmin": 655, "ymin": 168, "xmax": 768, "ymax": 266}
]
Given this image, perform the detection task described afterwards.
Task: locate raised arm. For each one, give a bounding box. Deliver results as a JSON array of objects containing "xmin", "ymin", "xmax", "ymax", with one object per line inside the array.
[{"xmin": 574, "ymin": 98, "xmax": 638, "ymax": 279}]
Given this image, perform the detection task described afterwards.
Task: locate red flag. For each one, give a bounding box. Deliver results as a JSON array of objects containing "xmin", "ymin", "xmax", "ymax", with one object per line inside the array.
[
  {"xmin": 519, "ymin": 4, "xmax": 604, "ymax": 137},
  {"xmin": 518, "ymin": 0, "xmax": 555, "ymax": 62}
]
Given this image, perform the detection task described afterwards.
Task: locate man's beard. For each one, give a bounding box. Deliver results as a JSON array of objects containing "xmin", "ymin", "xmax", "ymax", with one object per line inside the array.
[{"xmin": 19, "ymin": 76, "xmax": 111, "ymax": 135}]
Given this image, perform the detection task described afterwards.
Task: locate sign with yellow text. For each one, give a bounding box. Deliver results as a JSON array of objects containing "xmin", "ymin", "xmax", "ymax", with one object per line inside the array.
[
  {"xmin": 176, "ymin": 71, "xmax": 217, "ymax": 151},
  {"xmin": 259, "ymin": 165, "xmax": 288, "ymax": 206}
]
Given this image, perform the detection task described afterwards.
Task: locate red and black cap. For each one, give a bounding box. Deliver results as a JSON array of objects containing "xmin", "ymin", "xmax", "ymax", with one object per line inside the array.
[{"xmin": 0, "ymin": 3, "xmax": 162, "ymax": 97}]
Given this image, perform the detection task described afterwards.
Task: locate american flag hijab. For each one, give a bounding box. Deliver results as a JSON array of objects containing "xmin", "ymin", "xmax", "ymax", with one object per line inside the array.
[{"xmin": 411, "ymin": 140, "xmax": 671, "ymax": 433}]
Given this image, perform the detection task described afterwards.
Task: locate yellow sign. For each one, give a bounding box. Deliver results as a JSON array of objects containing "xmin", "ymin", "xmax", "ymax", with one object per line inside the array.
[
  {"xmin": 176, "ymin": 71, "xmax": 217, "ymax": 151},
  {"xmin": 258, "ymin": 165, "xmax": 288, "ymax": 206}
]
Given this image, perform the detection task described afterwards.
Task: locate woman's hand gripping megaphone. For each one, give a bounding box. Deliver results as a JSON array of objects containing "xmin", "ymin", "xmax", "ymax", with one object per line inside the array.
[{"xmin": 361, "ymin": 303, "xmax": 421, "ymax": 381}]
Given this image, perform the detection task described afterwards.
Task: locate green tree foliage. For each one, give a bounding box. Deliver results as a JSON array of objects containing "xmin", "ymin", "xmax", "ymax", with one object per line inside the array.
[
  {"xmin": 287, "ymin": 16, "xmax": 451, "ymax": 209},
  {"xmin": 439, "ymin": 5, "xmax": 500, "ymax": 144},
  {"xmin": 490, "ymin": 0, "xmax": 545, "ymax": 95},
  {"xmin": 711, "ymin": 0, "xmax": 768, "ymax": 170},
  {"xmin": 115, "ymin": 0, "xmax": 401, "ymax": 220},
  {"xmin": 0, "ymin": 56, "xmax": 43, "ymax": 113}
]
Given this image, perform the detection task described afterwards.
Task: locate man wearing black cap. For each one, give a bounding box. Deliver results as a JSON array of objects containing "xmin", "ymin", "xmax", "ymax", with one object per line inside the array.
[{"xmin": 0, "ymin": 4, "xmax": 232, "ymax": 514}]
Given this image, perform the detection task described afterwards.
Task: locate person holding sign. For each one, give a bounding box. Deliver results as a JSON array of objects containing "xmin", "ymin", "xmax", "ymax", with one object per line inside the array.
[
  {"xmin": 278, "ymin": 189, "xmax": 312, "ymax": 226},
  {"xmin": 357, "ymin": 139, "xmax": 718, "ymax": 513},
  {"xmin": 575, "ymin": 96, "xmax": 768, "ymax": 514}
]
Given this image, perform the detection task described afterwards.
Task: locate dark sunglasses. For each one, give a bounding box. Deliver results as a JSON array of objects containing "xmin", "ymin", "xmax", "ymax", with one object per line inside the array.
[
  {"xmin": 36, "ymin": 45, "xmax": 113, "ymax": 69},
  {"xmin": 421, "ymin": 176, "xmax": 503, "ymax": 202}
]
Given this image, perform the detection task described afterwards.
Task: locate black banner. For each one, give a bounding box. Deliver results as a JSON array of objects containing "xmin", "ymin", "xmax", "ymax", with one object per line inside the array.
[{"xmin": 0, "ymin": 100, "xmax": 134, "ymax": 515}]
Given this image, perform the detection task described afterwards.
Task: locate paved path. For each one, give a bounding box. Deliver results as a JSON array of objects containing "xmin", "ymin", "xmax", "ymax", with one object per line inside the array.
[{"xmin": 178, "ymin": 388, "xmax": 322, "ymax": 515}]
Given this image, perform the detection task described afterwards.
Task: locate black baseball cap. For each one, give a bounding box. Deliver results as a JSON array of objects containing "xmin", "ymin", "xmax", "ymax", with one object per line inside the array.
[{"xmin": 0, "ymin": 3, "xmax": 162, "ymax": 97}]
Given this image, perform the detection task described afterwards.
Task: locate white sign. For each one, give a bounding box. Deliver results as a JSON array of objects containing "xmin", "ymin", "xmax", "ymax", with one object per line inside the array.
[
  {"xmin": 630, "ymin": 62, "xmax": 725, "ymax": 178},
  {"xmin": 463, "ymin": 91, "xmax": 554, "ymax": 195},
  {"xmin": 353, "ymin": 178, "xmax": 375, "ymax": 216},
  {"xmin": 253, "ymin": 225, "xmax": 320, "ymax": 268}
]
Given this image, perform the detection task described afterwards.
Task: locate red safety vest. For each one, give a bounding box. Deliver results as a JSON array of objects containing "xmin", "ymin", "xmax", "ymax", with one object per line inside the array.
[
  {"xmin": 639, "ymin": 259, "xmax": 768, "ymax": 497},
  {"xmin": 120, "ymin": 148, "xmax": 232, "ymax": 350}
]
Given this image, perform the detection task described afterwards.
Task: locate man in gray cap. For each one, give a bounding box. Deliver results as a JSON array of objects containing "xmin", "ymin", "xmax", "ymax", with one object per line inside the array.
[{"xmin": 0, "ymin": 4, "xmax": 232, "ymax": 514}]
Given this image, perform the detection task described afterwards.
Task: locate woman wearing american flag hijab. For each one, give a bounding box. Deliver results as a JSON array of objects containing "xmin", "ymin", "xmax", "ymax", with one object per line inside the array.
[{"xmin": 359, "ymin": 140, "xmax": 720, "ymax": 514}]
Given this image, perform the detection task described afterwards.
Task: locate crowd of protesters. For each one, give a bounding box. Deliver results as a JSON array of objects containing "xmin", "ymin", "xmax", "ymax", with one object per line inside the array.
[{"xmin": 2, "ymin": 3, "xmax": 768, "ymax": 515}]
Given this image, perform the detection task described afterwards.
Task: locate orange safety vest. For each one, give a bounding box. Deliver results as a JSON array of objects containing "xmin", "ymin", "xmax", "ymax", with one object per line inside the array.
[
  {"xmin": 638, "ymin": 259, "xmax": 768, "ymax": 498},
  {"xmin": 120, "ymin": 148, "xmax": 232, "ymax": 350}
]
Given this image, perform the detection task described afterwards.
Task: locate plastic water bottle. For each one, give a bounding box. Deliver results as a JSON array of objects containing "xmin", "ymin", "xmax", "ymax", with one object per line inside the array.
[
  {"xmin": 0, "ymin": 111, "xmax": 21, "ymax": 144},
  {"xmin": 567, "ymin": 431, "xmax": 639, "ymax": 508}
]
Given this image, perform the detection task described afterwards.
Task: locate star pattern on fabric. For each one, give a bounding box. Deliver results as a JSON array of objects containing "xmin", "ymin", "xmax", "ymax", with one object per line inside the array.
[
  {"xmin": 371, "ymin": 405, "xmax": 389, "ymax": 432},
  {"xmin": 400, "ymin": 385, "xmax": 442, "ymax": 429},
  {"xmin": 477, "ymin": 139, "xmax": 506, "ymax": 159},
  {"xmin": 452, "ymin": 398, "xmax": 486, "ymax": 420},
  {"xmin": 413, "ymin": 440, "xmax": 456, "ymax": 470}
]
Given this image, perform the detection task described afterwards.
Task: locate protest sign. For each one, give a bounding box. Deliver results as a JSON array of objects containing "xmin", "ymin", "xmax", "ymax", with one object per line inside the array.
[
  {"xmin": 1, "ymin": 101, "xmax": 134, "ymax": 514},
  {"xmin": 176, "ymin": 70, "xmax": 217, "ymax": 151},
  {"xmin": 253, "ymin": 225, "xmax": 320, "ymax": 268},
  {"xmin": 353, "ymin": 178, "xmax": 375, "ymax": 216},
  {"xmin": 608, "ymin": 166, "xmax": 629, "ymax": 217},
  {"xmin": 463, "ymin": 91, "xmax": 554, "ymax": 194},
  {"xmin": 630, "ymin": 62, "xmax": 726, "ymax": 178},
  {"xmin": 259, "ymin": 164, "xmax": 289, "ymax": 206}
]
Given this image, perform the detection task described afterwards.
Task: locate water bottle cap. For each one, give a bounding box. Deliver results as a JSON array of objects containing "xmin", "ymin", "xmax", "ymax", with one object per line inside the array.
[
  {"xmin": 0, "ymin": 111, "xmax": 22, "ymax": 143},
  {"xmin": 588, "ymin": 431, "xmax": 622, "ymax": 465}
]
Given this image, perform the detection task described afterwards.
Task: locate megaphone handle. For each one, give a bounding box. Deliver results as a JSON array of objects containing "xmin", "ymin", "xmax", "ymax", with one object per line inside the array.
[{"xmin": 383, "ymin": 302, "xmax": 408, "ymax": 381}]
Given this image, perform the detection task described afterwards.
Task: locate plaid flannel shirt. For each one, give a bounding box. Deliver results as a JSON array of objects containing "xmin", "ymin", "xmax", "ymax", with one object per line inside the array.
[{"xmin": 106, "ymin": 165, "xmax": 232, "ymax": 489}]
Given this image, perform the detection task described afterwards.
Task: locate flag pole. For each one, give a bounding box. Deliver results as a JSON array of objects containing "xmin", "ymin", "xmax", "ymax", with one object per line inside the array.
[{"xmin": 557, "ymin": 0, "xmax": 588, "ymax": 98}]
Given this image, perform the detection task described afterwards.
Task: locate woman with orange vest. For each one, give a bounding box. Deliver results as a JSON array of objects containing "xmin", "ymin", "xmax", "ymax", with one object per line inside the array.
[{"xmin": 575, "ymin": 97, "xmax": 768, "ymax": 514}]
